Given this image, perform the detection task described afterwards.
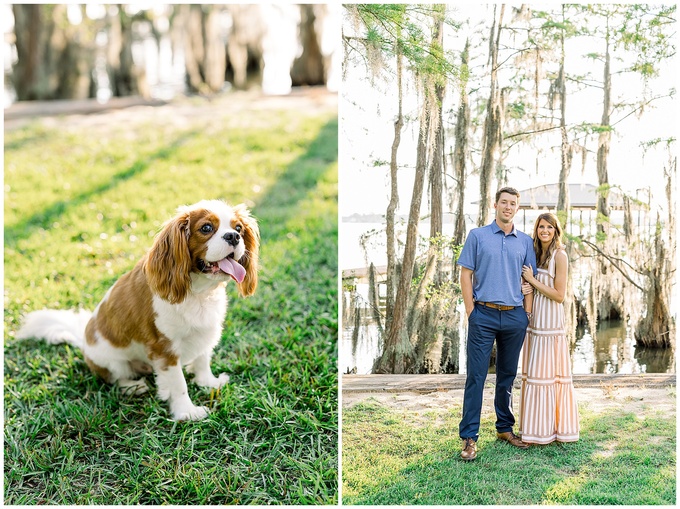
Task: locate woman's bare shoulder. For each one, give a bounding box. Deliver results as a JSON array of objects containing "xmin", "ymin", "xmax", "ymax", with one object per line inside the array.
[{"xmin": 555, "ymin": 247, "xmax": 568, "ymax": 263}]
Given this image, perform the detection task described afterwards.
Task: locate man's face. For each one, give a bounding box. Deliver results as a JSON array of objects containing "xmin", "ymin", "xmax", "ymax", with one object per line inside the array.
[{"xmin": 494, "ymin": 192, "xmax": 520, "ymax": 224}]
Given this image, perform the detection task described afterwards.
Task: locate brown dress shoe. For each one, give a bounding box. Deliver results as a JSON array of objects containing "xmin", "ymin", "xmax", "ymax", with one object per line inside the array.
[
  {"xmin": 461, "ymin": 438, "xmax": 477, "ymax": 461},
  {"xmin": 496, "ymin": 431, "xmax": 529, "ymax": 449}
]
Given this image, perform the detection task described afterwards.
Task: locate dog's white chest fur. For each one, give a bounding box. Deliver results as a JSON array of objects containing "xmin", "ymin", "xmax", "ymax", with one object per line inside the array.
[{"xmin": 153, "ymin": 284, "xmax": 228, "ymax": 363}]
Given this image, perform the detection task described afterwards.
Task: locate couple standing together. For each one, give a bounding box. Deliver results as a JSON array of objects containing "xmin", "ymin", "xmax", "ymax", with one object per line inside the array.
[{"xmin": 458, "ymin": 187, "xmax": 579, "ymax": 461}]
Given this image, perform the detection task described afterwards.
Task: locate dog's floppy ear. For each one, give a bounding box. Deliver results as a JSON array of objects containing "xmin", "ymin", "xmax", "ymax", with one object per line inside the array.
[
  {"xmin": 144, "ymin": 212, "xmax": 192, "ymax": 304},
  {"xmin": 233, "ymin": 204, "xmax": 260, "ymax": 297}
]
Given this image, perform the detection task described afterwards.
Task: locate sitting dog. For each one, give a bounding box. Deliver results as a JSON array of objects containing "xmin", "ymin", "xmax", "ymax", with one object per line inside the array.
[{"xmin": 17, "ymin": 200, "xmax": 259, "ymax": 421}]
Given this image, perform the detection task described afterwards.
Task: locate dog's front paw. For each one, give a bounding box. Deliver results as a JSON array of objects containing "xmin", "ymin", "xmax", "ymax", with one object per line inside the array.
[
  {"xmin": 173, "ymin": 405, "xmax": 209, "ymax": 421},
  {"xmin": 195, "ymin": 372, "xmax": 230, "ymax": 389}
]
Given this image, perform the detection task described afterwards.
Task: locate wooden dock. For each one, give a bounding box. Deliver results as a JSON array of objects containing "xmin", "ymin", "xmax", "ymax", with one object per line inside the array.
[{"xmin": 342, "ymin": 374, "xmax": 676, "ymax": 393}]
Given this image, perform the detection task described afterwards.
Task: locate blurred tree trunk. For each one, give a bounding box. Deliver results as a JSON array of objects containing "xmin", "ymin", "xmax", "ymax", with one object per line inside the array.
[
  {"xmin": 182, "ymin": 4, "xmax": 227, "ymax": 94},
  {"xmin": 291, "ymin": 5, "xmax": 328, "ymax": 86},
  {"xmin": 226, "ymin": 5, "xmax": 264, "ymax": 90},
  {"xmin": 12, "ymin": 5, "xmax": 94, "ymax": 100},
  {"xmin": 107, "ymin": 6, "xmax": 149, "ymax": 98},
  {"xmin": 478, "ymin": 5, "xmax": 504, "ymax": 226}
]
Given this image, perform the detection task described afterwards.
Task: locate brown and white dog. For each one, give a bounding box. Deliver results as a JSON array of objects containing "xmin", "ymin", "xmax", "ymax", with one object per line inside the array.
[{"xmin": 16, "ymin": 200, "xmax": 259, "ymax": 421}]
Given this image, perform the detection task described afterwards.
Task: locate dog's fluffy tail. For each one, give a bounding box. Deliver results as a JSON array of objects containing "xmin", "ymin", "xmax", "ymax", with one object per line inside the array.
[{"xmin": 15, "ymin": 309, "xmax": 92, "ymax": 349}]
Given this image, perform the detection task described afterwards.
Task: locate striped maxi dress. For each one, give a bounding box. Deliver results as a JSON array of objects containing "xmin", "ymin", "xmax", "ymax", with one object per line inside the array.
[{"xmin": 519, "ymin": 249, "xmax": 579, "ymax": 444}]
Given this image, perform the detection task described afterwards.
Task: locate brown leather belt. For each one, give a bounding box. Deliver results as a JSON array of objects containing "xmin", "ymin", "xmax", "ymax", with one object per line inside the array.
[{"xmin": 476, "ymin": 301, "xmax": 516, "ymax": 311}]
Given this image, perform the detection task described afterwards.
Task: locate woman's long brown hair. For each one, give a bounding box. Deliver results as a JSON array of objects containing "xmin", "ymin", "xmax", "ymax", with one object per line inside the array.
[{"xmin": 533, "ymin": 212, "xmax": 564, "ymax": 269}]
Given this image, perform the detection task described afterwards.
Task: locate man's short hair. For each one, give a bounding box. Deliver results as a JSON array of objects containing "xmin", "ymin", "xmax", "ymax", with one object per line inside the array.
[{"xmin": 495, "ymin": 187, "xmax": 520, "ymax": 203}]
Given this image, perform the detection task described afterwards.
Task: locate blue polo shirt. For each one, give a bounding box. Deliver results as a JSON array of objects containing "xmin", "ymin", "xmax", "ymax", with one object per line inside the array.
[{"xmin": 457, "ymin": 221, "xmax": 537, "ymax": 307}]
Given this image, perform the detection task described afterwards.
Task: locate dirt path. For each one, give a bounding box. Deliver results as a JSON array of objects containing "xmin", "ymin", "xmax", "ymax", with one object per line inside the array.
[
  {"xmin": 342, "ymin": 374, "xmax": 676, "ymax": 416},
  {"xmin": 4, "ymin": 87, "xmax": 337, "ymax": 131}
]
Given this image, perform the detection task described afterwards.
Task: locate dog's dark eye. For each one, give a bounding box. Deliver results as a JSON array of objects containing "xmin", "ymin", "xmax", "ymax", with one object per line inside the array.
[
  {"xmin": 200, "ymin": 224, "xmax": 214, "ymax": 234},
  {"xmin": 235, "ymin": 224, "xmax": 242, "ymax": 233}
]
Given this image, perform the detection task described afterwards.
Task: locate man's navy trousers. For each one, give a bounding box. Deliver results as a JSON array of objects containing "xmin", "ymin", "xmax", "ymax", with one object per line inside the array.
[{"xmin": 459, "ymin": 303, "xmax": 529, "ymax": 441}]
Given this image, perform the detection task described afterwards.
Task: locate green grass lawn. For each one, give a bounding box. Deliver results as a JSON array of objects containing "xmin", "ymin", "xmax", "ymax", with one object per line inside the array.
[
  {"xmin": 4, "ymin": 93, "xmax": 338, "ymax": 505},
  {"xmin": 342, "ymin": 397, "xmax": 676, "ymax": 505}
]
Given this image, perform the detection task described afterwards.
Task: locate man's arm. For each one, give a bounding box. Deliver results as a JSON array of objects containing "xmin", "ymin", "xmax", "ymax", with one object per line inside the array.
[
  {"xmin": 523, "ymin": 236, "xmax": 536, "ymax": 315},
  {"xmin": 523, "ymin": 287, "xmax": 534, "ymax": 314},
  {"xmin": 460, "ymin": 266, "xmax": 475, "ymax": 318}
]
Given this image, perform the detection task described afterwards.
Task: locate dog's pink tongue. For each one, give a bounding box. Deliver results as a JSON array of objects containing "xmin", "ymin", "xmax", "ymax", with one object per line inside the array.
[{"xmin": 217, "ymin": 257, "xmax": 246, "ymax": 283}]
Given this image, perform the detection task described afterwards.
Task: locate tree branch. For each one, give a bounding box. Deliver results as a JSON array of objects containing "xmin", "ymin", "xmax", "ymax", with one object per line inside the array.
[
  {"xmin": 610, "ymin": 92, "xmax": 676, "ymax": 129},
  {"xmin": 580, "ymin": 238, "xmax": 646, "ymax": 290},
  {"xmin": 495, "ymin": 46, "xmax": 534, "ymax": 71},
  {"xmin": 505, "ymin": 125, "xmax": 563, "ymax": 139}
]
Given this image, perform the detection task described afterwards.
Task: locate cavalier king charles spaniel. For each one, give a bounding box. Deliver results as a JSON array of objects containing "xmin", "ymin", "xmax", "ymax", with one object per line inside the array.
[{"xmin": 17, "ymin": 200, "xmax": 259, "ymax": 421}]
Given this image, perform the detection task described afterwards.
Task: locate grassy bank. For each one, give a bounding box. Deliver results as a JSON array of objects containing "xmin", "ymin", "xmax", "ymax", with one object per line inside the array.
[
  {"xmin": 342, "ymin": 397, "xmax": 675, "ymax": 505},
  {"xmin": 4, "ymin": 93, "xmax": 338, "ymax": 505}
]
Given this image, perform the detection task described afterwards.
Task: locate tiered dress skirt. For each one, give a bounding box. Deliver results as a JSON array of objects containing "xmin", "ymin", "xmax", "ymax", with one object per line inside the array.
[{"xmin": 519, "ymin": 252, "xmax": 579, "ymax": 444}]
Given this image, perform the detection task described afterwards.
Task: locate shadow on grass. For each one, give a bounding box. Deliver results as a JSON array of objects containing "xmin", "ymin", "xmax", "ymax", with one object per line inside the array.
[
  {"xmin": 4, "ymin": 128, "xmax": 201, "ymax": 249},
  {"xmin": 221, "ymin": 113, "xmax": 338, "ymax": 407},
  {"xmin": 252, "ymin": 116, "xmax": 338, "ymax": 241},
  {"xmin": 4, "ymin": 123, "xmax": 54, "ymax": 153},
  {"xmin": 343, "ymin": 404, "xmax": 675, "ymax": 506}
]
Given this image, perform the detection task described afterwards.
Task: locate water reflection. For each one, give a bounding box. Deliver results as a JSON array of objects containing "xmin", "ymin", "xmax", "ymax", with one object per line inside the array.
[
  {"xmin": 573, "ymin": 320, "xmax": 676, "ymax": 374},
  {"xmin": 342, "ymin": 291, "xmax": 675, "ymax": 375}
]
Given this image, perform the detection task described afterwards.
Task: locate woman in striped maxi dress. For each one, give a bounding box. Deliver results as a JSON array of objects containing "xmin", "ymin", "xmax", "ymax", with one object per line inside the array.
[{"xmin": 519, "ymin": 213, "xmax": 579, "ymax": 444}]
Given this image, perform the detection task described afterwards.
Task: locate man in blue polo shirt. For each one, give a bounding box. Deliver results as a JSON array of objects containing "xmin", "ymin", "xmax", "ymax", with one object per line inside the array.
[{"xmin": 457, "ymin": 187, "xmax": 537, "ymax": 461}]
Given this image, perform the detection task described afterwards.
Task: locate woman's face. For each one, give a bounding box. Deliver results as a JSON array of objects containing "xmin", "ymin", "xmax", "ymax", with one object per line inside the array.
[{"xmin": 536, "ymin": 218, "xmax": 556, "ymax": 244}]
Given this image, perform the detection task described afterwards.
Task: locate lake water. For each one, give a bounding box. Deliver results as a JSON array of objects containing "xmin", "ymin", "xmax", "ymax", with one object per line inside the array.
[{"xmin": 341, "ymin": 293, "xmax": 675, "ymax": 374}]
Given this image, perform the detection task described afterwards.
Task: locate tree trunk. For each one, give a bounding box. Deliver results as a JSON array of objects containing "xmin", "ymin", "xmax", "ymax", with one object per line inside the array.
[
  {"xmin": 375, "ymin": 99, "xmax": 430, "ymax": 374},
  {"xmin": 623, "ymin": 195, "xmax": 634, "ymax": 243},
  {"xmin": 430, "ymin": 117, "xmax": 444, "ymax": 246},
  {"xmin": 377, "ymin": 12, "xmax": 448, "ymax": 374},
  {"xmin": 596, "ymin": 23, "xmax": 612, "ymax": 234},
  {"xmin": 11, "ymin": 5, "xmax": 46, "ymax": 100},
  {"xmin": 592, "ymin": 16, "xmax": 619, "ymax": 324},
  {"xmin": 635, "ymin": 214, "xmax": 672, "ymax": 348},
  {"xmin": 385, "ymin": 41, "xmax": 404, "ymax": 334},
  {"xmin": 429, "ymin": 28, "xmax": 446, "ymax": 286},
  {"xmin": 291, "ymin": 5, "xmax": 328, "ymax": 86},
  {"xmin": 12, "ymin": 5, "xmax": 94, "ymax": 100},
  {"xmin": 478, "ymin": 5, "xmax": 505, "ymax": 227},
  {"xmin": 226, "ymin": 5, "xmax": 264, "ymax": 90},
  {"xmin": 556, "ymin": 5, "xmax": 571, "ymax": 222},
  {"xmin": 554, "ymin": 7, "xmax": 577, "ymax": 344},
  {"xmin": 368, "ymin": 263, "xmax": 384, "ymax": 337},
  {"xmin": 183, "ymin": 5, "xmax": 227, "ymax": 94},
  {"xmin": 108, "ymin": 6, "xmax": 149, "ymax": 98},
  {"xmin": 635, "ymin": 158, "xmax": 676, "ymax": 348},
  {"xmin": 411, "ymin": 13, "xmax": 450, "ymax": 373},
  {"xmin": 452, "ymin": 39, "xmax": 470, "ymax": 250}
]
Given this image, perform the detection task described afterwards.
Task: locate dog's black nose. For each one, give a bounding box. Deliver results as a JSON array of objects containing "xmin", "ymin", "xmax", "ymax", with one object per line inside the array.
[{"xmin": 223, "ymin": 231, "xmax": 241, "ymax": 246}]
